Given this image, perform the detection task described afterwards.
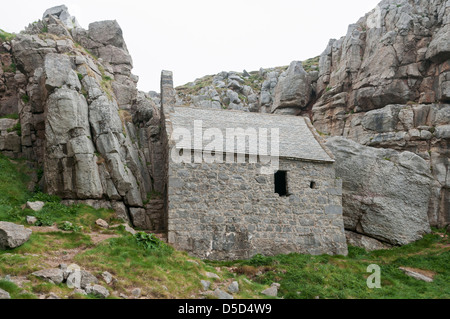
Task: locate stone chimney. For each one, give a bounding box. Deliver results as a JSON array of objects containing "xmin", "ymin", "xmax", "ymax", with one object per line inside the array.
[{"xmin": 160, "ymin": 70, "xmax": 175, "ymax": 116}]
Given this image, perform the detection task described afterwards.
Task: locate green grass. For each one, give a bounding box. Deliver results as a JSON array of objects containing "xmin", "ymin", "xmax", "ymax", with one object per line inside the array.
[
  {"xmin": 0, "ymin": 28, "xmax": 16, "ymax": 42},
  {"xmin": 0, "ymin": 280, "xmax": 36, "ymax": 299},
  {"xmin": 207, "ymin": 232, "xmax": 450, "ymax": 299},
  {"xmin": 0, "ymin": 153, "xmax": 32, "ymax": 208},
  {"xmin": 0, "ymin": 113, "xmax": 19, "ymax": 120},
  {"xmin": 0, "ymin": 232, "xmax": 93, "ymax": 276},
  {"xmin": 6, "ymin": 122, "xmax": 21, "ymax": 136},
  {"xmin": 2, "ymin": 62, "xmax": 16, "ymax": 73},
  {"xmin": 21, "ymin": 94, "xmax": 30, "ymax": 104},
  {"xmin": 302, "ymin": 56, "xmax": 320, "ymax": 72},
  {"xmin": 0, "ymin": 152, "xmax": 119, "ymax": 231},
  {"xmin": 74, "ymin": 234, "xmax": 207, "ymax": 298}
]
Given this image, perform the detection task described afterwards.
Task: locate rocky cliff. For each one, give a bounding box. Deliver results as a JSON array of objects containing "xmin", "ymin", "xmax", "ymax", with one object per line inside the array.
[
  {"xmin": 0, "ymin": 5, "xmax": 165, "ymax": 231},
  {"xmin": 313, "ymin": 0, "xmax": 449, "ymax": 231}
]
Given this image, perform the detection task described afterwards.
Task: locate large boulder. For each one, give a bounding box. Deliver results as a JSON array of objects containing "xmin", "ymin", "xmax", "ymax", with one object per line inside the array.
[
  {"xmin": 271, "ymin": 61, "xmax": 312, "ymax": 114},
  {"xmin": 326, "ymin": 137, "xmax": 432, "ymax": 246},
  {"xmin": 0, "ymin": 222, "xmax": 32, "ymax": 250},
  {"xmin": 87, "ymin": 20, "xmax": 127, "ymax": 50},
  {"xmin": 31, "ymin": 268, "xmax": 64, "ymax": 284},
  {"xmin": 43, "ymin": 5, "xmax": 81, "ymax": 29}
]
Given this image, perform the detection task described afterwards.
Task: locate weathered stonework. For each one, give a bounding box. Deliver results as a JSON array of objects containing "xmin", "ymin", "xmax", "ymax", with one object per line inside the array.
[{"xmin": 167, "ymin": 155, "xmax": 347, "ymax": 260}]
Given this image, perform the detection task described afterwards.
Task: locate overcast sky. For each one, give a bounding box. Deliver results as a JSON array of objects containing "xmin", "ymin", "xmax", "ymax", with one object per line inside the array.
[{"xmin": 2, "ymin": 0, "xmax": 381, "ymax": 92}]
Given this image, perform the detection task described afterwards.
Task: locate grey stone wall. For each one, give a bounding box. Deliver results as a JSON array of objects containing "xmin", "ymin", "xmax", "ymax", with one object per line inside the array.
[{"xmin": 167, "ymin": 155, "xmax": 348, "ymax": 260}]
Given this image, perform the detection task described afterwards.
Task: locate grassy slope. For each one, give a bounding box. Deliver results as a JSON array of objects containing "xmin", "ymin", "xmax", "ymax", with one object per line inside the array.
[{"xmin": 0, "ymin": 152, "xmax": 449, "ymax": 299}]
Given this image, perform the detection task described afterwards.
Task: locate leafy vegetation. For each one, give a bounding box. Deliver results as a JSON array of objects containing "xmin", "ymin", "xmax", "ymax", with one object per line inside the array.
[
  {"xmin": 302, "ymin": 56, "xmax": 320, "ymax": 72},
  {"xmin": 0, "ymin": 113, "xmax": 19, "ymax": 120},
  {"xmin": 6, "ymin": 122, "xmax": 21, "ymax": 136},
  {"xmin": 21, "ymin": 94, "xmax": 30, "ymax": 104},
  {"xmin": 134, "ymin": 232, "xmax": 171, "ymax": 251},
  {"xmin": 0, "ymin": 29, "xmax": 16, "ymax": 42},
  {"xmin": 2, "ymin": 62, "xmax": 17, "ymax": 74}
]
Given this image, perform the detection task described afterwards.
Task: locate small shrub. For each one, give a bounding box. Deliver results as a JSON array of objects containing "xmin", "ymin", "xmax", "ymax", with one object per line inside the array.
[
  {"xmin": 5, "ymin": 206, "xmax": 22, "ymax": 221},
  {"xmin": 58, "ymin": 221, "xmax": 81, "ymax": 232},
  {"xmin": 77, "ymin": 73, "xmax": 84, "ymax": 82},
  {"xmin": 30, "ymin": 192, "xmax": 61, "ymax": 203},
  {"xmin": 102, "ymin": 75, "xmax": 113, "ymax": 82},
  {"xmin": 134, "ymin": 232, "xmax": 170, "ymax": 252},
  {"xmin": 0, "ymin": 113, "xmax": 19, "ymax": 120},
  {"xmin": 247, "ymin": 254, "xmax": 274, "ymax": 267},
  {"xmin": 0, "ymin": 29, "xmax": 16, "ymax": 42},
  {"xmin": 21, "ymin": 94, "xmax": 30, "ymax": 104},
  {"xmin": 7, "ymin": 122, "xmax": 21, "ymax": 136},
  {"xmin": 34, "ymin": 212, "xmax": 55, "ymax": 227},
  {"xmin": 2, "ymin": 63, "xmax": 17, "ymax": 73}
]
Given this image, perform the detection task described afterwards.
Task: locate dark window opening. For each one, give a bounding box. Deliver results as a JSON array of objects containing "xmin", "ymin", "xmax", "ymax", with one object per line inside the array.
[
  {"xmin": 275, "ymin": 171, "xmax": 288, "ymax": 196},
  {"xmin": 310, "ymin": 181, "xmax": 316, "ymax": 189}
]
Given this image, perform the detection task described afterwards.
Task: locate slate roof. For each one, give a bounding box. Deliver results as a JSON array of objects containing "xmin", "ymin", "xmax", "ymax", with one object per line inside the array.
[{"xmin": 167, "ymin": 106, "xmax": 334, "ymax": 163}]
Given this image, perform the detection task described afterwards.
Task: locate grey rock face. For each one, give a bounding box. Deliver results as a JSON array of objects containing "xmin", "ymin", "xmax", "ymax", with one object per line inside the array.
[
  {"xmin": 0, "ymin": 222, "xmax": 32, "ymax": 250},
  {"xmin": 44, "ymin": 88, "xmax": 104, "ymax": 200},
  {"xmin": 85, "ymin": 284, "xmax": 110, "ymax": 298},
  {"xmin": 131, "ymin": 288, "xmax": 141, "ymax": 298},
  {"xmin": 87, "ymin": 20, "xmax": 127, "ymax": 51},
  {"xmin": 26, "ymin": 201, "xmax": 45, "ymax": 212},
  {"xmin": 345, "ymin": 231, "xmax": 391, "ymax": 251},
  {"xmin": 213, "ymin": 288, "xmax": 233, "ymax": 300},
  {"xmin": 227, "ymin": 281, "xmax": 239, "ymax": 294},
  {"xmin": 26, "ymin": 216, "xmax": 38, "ymax": 225},
  {"xmin": 66, "ymin": 270, "xmax": 82, "ymax": 289},
  {"xmin": 326, "ymin": 137, "xmax": 432, "ymax": 246},
  {"xmin": 80, "ymin": 270, "xmax": 99, "ymax": 289},
  {"xmin": 101, "ymin": 271, "xmax": 114, "ymax": 284},
  {"xmin": 205, "ymin": 272, "xmax": 220, "ymax": 280},
  {"xmin": 44, "ymin": 53, "xmax": 80, "ymax": 91},
  {"xmin": 272, "ymin": 61, "xmax": 312, "ymax": 113},
  {"xmin": 200, "ymin": 280, "xmax": 211, "ymax": 291},
  {"xmin": 95, "ymin": 219, "xmax": 109, "ymax": 229},
  {"xmin": 399, "ymin": 267, "xmax": 434, "ymax": 283},
  {"xmin": 43, "ymin": 5, "xmax": 81, "ymax": 29},
  {"xmin": 5, "ymin": 6, "xmax": 163, "ymax": 232},
  {"xmin": 308, "ymin": 1, "xmax": 450, "ymax": 228},
  {"xmin": 261, "ymin": 285, "xmax": 278, "ymax": 297},
  {"xmin": 32, "ymin": 268, "xmax": 64, "ymax": 284}
]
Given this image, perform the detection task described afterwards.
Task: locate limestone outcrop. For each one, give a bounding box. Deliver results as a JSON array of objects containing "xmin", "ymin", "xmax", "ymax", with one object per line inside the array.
[
  {"xmin": 271, "ymin": 61, "xmax": 313, "ymax": 115},
  {"xmin": 326, "ymin": 137, "xmax": 432, "ymax": 246},
  {"xmin": 311, "ymin": 0, "xmax": 450, "ymax": 228},
  {"xmin": 0, "ymin": 6, "xmax": 165, "ymax": 230}
]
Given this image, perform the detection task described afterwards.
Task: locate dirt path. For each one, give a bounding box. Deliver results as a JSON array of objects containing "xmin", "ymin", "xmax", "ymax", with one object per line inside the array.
[{"xmin": 29, "ymin": 225, "xmax": 119, "ymax": 268}]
